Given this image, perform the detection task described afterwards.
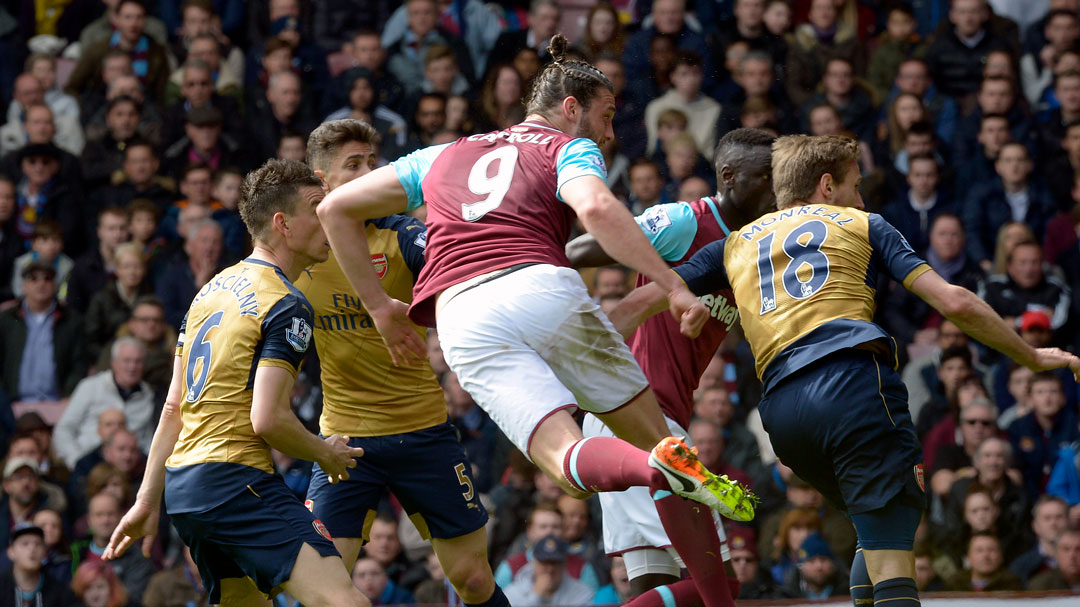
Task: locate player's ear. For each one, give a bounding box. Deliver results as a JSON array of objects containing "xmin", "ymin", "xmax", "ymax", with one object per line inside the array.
[
  {"xmin": 719, "ymin": 165, "xmax": 736, "ymax": 187},
  {"xmin": 562, "ymin": 96, "xmax": 578, "ymax": 121},
  {"xmin": 272, "ymin": 211, "xmax": 290, "ymax": 237},
  {"xmin": 313, "ymin": 169, "xmax": 330, "ymax": 194},
  {"xmin": 819, "ymin": 172, "xmax": 834, "ymax": 200}
]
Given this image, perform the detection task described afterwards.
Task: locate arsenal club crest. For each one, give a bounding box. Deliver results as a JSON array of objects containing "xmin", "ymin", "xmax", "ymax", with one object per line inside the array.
[
  {"xmin": 304, "ymin": 499, "xmax": 314, "ymax": 512},
  {"xmin": 371, "ymin": 254, "xmax": 388, "ymax": 279},
  {"xmin": 914, "ymin": 464, "xmax": 925, "ymax": 492},
  {"xmin": 313, "ymin": 519, "xmax": 332, "ymax": 540}
]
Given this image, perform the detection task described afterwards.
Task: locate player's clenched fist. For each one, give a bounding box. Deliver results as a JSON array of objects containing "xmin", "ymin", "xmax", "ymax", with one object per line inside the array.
[
  {"xmin": 668, "ymin": 285, "xmax": 707, "ymax": 338},
  {"xmin": 321, "ymin": 434, "xmax": 364, "ymax": 484}
]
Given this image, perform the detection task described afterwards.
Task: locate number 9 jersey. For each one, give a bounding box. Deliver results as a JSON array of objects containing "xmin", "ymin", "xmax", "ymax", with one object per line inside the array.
[
  {"xmin": 391, "ymin": 121, "xmax": 608, "ymax": 328},
  {"xmin": 674, "ymin": 205, "xmax": 930, "ymax": 394}
]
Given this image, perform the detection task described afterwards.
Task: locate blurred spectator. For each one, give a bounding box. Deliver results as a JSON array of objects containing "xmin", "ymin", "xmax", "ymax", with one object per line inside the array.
[
  {"xmin": 890, "ymin": 58, "xmax": 959, "ymax": 144},
  {"xmin": 247, "ymin": 71, "xmax": 316, "ymax": 165},
  {"xmin": 955, "ymin": 113, "xmax": 1010, "ymax": 192},
  {"xmin": 622, "ymin": 0, "xmax": 713, "ymax": 86},
  {"xmin": 11, "ymin": 220, "xmax": 74, "ymax": 301},
  {"xmin": 929, "ymin": 399, "xmax": 1001, "ymax": 497},
  {"xmin": 352, "ymin": 554, "xmax": 416, "ymax": 606},
  {"xmin": 67, "ymin": 205, "xmax": 130, "ymax": 313},
  {"xmin": 1009, "ymin": 372, "xmax": 1080, "ymax": 500},
  {"xmin": 385, "ymin": 0, "xmax": 473, "ymax": 98},
  {"xmin": 417, "ymin": 44, "xmax": 469, "ymax": 102},
  {"xmin": 576, "ymin": 2, "xmax": 627, "ymax": 60},
  {"xmin": 991, "ymin": 221, "xmax": 1038, "ymax": 275},
  {"xmin": 784, "ymin": 0, "xmax": 865, "ymax": 107},
  {"xmin": 626, "ymin": 158, "xmax": 669, "ymax": 215},
  {"xmin": 0, "ymin": 458, "xmax": 66, "ymax": 548},
  {"xmin": 15, "ymin": 412, "xmax": 68, "ymax": 486},
  {"xmin": 54, "ymin": 337, "xmax": 155, "ymax": 468},
  {"xmin": 882, "ymin": 154, "xmax": 953, "ymax": 257},
  {"xmin": 914, "ymin": 344, "xmax": 976, "ymax": 439},
  {"xmin": 325, "ymin": 68, "xmax": 408, "ymax": 157},
  {"xmin": 1027, "ymin": 526, "xmax": 1080, "ymax": 590},
  {"xmin": 0, "ymin": 523, "xmax": 79, "ymax": 606},
  {"xmin": 84, "ymin": 241, "xmax": 150, "ymax": 362},
  {"xmin": 875, "ymin": 93, "xmax": 929, "ymax": 172},
  {"xmin": 71, "ymin": 558, "xmax": 131, "ymax": 607},
  {"xmin": 142, "ymin": 545, "xmax": 207, "ymax": 607},
  {"xmin": 781, "ymin": 532, "xmax": 846, "ymax": 599},
  {"xmin": 727, "ymin": 525, "xmax": 783, "ymax": 599},
  {"xmin": 91, "ymin": 140, "xmax": 178, "ymax": 213},
  {"xmin": 946, "ymin": 531, "xmax": 1024, "ymax": 590},
  {"xmin": 15, "ymin": 142, "xmax": 83, "ymax": 255},
  {"xmin": 1010, "ymin": 495, "xmax": 1069, "ymax": 583},
  {"xmin": 555, "ymin": 494, "xmax": 602, "ymax": 578},
  {"xmin": 72, "ymin": 492, "xmax": 155, "ymax": 603},
  {"xmin": 953, "ymin": 76, "xmax": 1033, "ymax": 169},
  {"xmin": 802, "ymin": 57, "xmax": 876, "ymax": 142},
  {"xmin": 645, "ymin": 51, "xmax": 720, "ymax": 160},
  {"xmin": 68, "ymin": 409, "xmax": 128, "ymax": 497},
  {"xmin": 84, "ymin": 74, "xmax": 164, "ymax": 149},
  {"xmin": 678, "ymin": 176, "xmax": 712, "ymax": 201},
  {"xmin": 694, "ymin": 386, "xmax": 764, "ymax": 477},
  {"xmin": 0, "ymin": 260, "xmax": 86, "ymax": 403},
  {"xmin": 276, "ymin": 131, "xmax": 306, "ymax": 162},
  {"xmin": 868, "ymin": 3, "xmax": 923, "ymax": 100},
  {"xmin": 182, "ymin": 32, "xmax": 244, "ymax": 106},
  {"xmin": 1046, "ymin": 155, "xmax": 1080, "ymax": 255},
  {"xmin": 1, "ymin": 74, "xmax": 84, "ymax": 157},
  {"xmin": 336, "ymin": 29, "xmax": 404, "ymax": 112},
  {"xmin": 397, "ymin": 93, "xmax": 447, "ymax": 156},
  {"xmin": 1038, "ymin": 71, "xmax": 1080, "ymax": 166},
  {"xmin": 32, "ymin": 508, "xmax": 72, "ymax": 585},
  {"xmin": 1023, "ymin": 10, "xmax": 1080, "ymax": 106},
  {"xmin": 164, "ymin": 3, "xmax": 245, "ymax": 101},
  {"xmin": 943, "ymin": 437, "xmax": 1029, "ymax": 550},
  {"xmin": 496, "ymin": 501, "xmax": 600, "ymax": 591},
  {"xmin": 20, "ymin": 54, "xmax": 79, "ymax": 126},
  {"xmin": 764, "ymin": 506, "xmax": 821, "ymax": 586},
  {"xmin": 361, "ymin": 514, "xmax": 418, "ymax": 588},
  {"xmin": 383, "ymin": 0, "xmax": 500, "ymax": 79},
  {"xmin": 79, "ymin": 0, "xmax": 169, "ymax": 50},
  {"xmin": 96, "ymin": 295, "xmax": 173, "ymax": 394},
  {"xmin": 491, "ymin": 0, "xmax": 561, "ymax": 67},
  {"xmin": 69, "ymin": 0, "xmax": 172, "ymax": 104},
  {"xmin": 0, "ymin": 177, "xmax": 22, "ymax": 300},
  {"xmin": 591, "ymin": 555, "xmax": 630, "ymax": 604},
  {"xmin": 162, "ymin": 58, "xmax": 243, "ymax": 153},
  {"xmin": 914, "ymin": 540, "xmax": 945, "ymax": 592},
  {"xmin": 127, "ymin": 201, "xmax": 166, "ymax": 265},
  {"xmin": 477, "ymin": 64, "xmax": 525, "ymax": 132},
  {"xmin": 965, "ymin": 145, "xmax": 1057, "ymax": 268},
  {"xmin": 163, "ymin": 106, "xmax": 244, "ymax": 180},
  {"xmin": 689, "ymin": 418, "xmax": 753, "ymax": 491},
  {"xmin": 504, "ymin": 534, "xmax": 595, "ymax": 606},
  {"xmin": 982, "ymin": 240, "xmax": 1070, "ymax": 331},
  {"xmin": 924, "ymin": 0, "xmax": 1014, "ymax": 102},
  {"xmin": 156, "ymin": 217, "xmax": 224, "ymax": 328},
  {"xmin": 720, "ymin": 51, "xmax": 796, "ymax": 136},
  {"xmin": 81, "ymin": 96, "xmax": 144, "ymax": 190}
]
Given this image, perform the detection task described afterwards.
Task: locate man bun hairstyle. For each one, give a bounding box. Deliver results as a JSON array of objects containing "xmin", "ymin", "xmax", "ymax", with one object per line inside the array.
[
  {"xmin": 238, "ymin": 159, "xmax": 321, "ymax": 242},
  {"xmin": 524, "ymin": 34, "xmax": 613, "ymax": 119}
]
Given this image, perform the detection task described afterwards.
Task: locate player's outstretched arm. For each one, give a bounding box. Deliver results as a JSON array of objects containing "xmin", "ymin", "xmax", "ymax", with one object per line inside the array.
[
  {"xmin": 909, "ymin": 270, "xmax": 1080, "ymax": 380},
  {"xmin": 565, "ymin": 232, "xmax": 616, "ymax": 268},
  {"xmin": 608, "ymin": 282, "xmax": 668, "ymax": 337},
  {"xmin": 317, "ymin": 165, "xmax": 424, "ymax": 365},
  {"xmin": 561, "ymin": 176, "xmax": 688, "ymax": 298},
  {"xmin": 105, "ymin": 355, "xmax": 186, "ymax": 561},
  {"xmin": 250, "ymin": 365, "xmax": 364, "ymax": 483}
]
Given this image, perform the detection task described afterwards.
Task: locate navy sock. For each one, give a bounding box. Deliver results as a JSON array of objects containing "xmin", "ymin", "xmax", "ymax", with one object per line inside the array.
[
  {"xmin": 849, "ymin": 549, "xmax": 873, "ymax": 607},
  {"xmin": 873, "ymin": 577, "xmax": 920, "ymax": 607},
  {"xmin": 465, "ymin": 584, "xmax": 510, "ymax": 607}
]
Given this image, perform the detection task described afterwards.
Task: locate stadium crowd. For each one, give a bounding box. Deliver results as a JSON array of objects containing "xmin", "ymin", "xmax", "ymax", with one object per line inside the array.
[{"xmin": 0, "ymin": 0, "xmax": 1079, "ymax": 604}]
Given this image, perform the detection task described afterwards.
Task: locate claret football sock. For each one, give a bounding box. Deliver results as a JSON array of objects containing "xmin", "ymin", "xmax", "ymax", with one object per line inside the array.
[
  {"xmin": 625, "ymin": 580, "xmax": 704, "ymax": 607},
  {"xmin": 649, "ymin": 493, "xmax": 735, "ymax": 607},
  {"xmin": 561, "ymin": 437, "xmax": 665, "ymax": 493}
]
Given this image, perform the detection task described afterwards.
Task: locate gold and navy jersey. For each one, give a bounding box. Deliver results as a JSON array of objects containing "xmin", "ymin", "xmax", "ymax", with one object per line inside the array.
[
  {"xmin": 295, "ymin": 215, "xmax": 447, "ymax": 437},
  {"xmin": 164, "ymin": 258, "xmax": 313, "ymax": 513},
  {"xmin": 674, "ymin": 205, "xmax": 930, "ymax": 392}
]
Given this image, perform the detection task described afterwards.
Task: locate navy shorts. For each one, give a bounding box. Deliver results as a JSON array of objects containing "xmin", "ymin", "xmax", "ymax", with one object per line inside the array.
[
  {"xmin": 759, "ymin": 350, "xmax": 927, "ymax": 517},
  {"xmin": 169, "ymin": 472, "xmax": 339, "ymax": 604},
  {"xmin": 306, "ymin": 422, "xmax": 488, "ymax": 541}
]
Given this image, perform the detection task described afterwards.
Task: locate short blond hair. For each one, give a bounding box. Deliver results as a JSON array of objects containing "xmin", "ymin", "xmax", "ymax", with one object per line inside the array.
[{"xmin": 771, "ymin": 135, "xmax": 859, "ymax": 209}]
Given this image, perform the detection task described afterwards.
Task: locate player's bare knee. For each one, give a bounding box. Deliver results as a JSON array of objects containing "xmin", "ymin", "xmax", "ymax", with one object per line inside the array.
[{"xmin": 448, "ymin": 567, "xmax": 494, "ymax": 601}]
